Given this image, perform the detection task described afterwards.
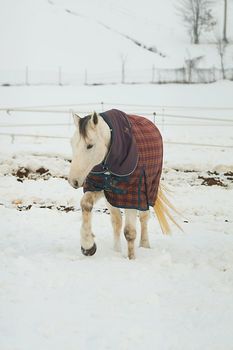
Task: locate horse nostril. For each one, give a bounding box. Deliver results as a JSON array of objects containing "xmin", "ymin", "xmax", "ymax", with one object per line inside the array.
[{"xmin": 68, "ymin": 178, "xmax": 79, "ymax": 188}]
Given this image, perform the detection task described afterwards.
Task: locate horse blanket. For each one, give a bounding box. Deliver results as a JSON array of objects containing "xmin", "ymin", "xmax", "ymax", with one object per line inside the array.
[{"xmin": 83, "ymin": 109, "xmax": 163, "ymax": 210}]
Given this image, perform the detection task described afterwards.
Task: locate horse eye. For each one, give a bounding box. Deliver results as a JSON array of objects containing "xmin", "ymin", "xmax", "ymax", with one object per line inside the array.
[{"xmin": 87, "ymin": 144, "xmax": 93, "ymax": 150}]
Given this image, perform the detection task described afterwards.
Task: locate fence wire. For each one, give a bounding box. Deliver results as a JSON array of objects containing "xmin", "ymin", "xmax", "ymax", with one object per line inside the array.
[
  {"xmin": 0, "ymin": 132, "xmax": 232, "ymax": 149},
  {"xmin": 1, "ymin": 105, "xmax": 233, "ymax": 123},
  {"xmin": 0, "ymin": 103, "xmax": 233, "ymax": 149}
]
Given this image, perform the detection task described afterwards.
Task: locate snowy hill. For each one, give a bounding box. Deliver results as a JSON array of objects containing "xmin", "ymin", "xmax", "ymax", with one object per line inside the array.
[{"xmin": 0, "ymin": 0, "xmax": 233, "ymax": 75}]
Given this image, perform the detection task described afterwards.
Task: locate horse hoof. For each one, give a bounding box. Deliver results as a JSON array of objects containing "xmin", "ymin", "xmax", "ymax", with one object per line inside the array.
[{"xmin": 81, "ymin": 243, "xmax": 97, "ymax": 256}]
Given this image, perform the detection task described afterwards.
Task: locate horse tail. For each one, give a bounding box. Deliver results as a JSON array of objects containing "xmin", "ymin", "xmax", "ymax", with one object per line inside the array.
[{"xmin": 153, "ymin": 183, "xmax": 183, "ymax": 235}]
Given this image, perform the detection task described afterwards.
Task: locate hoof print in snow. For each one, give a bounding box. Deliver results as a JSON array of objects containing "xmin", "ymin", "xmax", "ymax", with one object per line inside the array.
[{"xmin": 81, "ymin": 243, "xmax": 97, "ymax": 256}]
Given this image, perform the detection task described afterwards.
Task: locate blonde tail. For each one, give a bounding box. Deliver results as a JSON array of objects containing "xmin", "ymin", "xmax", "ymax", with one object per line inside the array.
[{"xmin": 153, "ymin": 183, "xmax": 183, "ymax": 235}]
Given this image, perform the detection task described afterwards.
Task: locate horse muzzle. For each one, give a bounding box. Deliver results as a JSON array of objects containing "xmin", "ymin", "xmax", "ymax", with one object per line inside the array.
[{"xmin": 68, "ymin": 178, "xmax": 80, "ymax": 189}]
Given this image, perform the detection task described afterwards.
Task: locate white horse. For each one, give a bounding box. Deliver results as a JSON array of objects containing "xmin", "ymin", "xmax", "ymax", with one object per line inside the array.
[{"xmin": 68, "ymin": 111, "xmax": 179, "ymax": 259}]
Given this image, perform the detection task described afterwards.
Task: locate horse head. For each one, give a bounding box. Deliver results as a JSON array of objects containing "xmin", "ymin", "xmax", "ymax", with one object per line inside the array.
[{"xmin": 68, "ymin": 111, "xmax": 111, "ymax": 189}]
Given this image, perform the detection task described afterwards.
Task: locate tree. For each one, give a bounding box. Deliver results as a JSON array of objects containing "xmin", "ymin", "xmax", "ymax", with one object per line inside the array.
[
  {"xmin": 223, "ymin": 0, "xmax": 228, "ymax": 43},
  {"xmin": 176, "ymin": 0, "xmax": 217, "ymax": 44}
]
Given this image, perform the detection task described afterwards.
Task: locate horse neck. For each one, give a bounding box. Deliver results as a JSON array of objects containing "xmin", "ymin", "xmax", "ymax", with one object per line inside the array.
[{"xmin": 99, "ymin": 115, "xmax": 112, "ymax": 152}]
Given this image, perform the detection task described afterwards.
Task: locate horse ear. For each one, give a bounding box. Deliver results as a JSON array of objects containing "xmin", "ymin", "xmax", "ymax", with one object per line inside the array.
[
  {"xmin": 72, "ymin": 113, "xmax": 80, "ymax": 128},
  {"xmin": 90, "ymin": 111, "xmax": 98, "ymax": 128}
]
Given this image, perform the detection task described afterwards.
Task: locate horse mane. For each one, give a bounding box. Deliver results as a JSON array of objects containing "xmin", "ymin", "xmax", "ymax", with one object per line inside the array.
[{"xmin": 79, "ymin": 115, "xmax": 91, "ymax": 138}]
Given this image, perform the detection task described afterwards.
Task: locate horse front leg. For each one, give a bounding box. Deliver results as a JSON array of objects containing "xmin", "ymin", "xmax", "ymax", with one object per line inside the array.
[
  {"xmin": 80, "ymin": 191, "xmax": 103, "ymax": 256},
  {"xmin": 124, "ymin": 209, "xmax": 137, "ymax": 259},
  {"xmin": 106, "ymin": 202, "xmax": 122, "ymax": 252}
]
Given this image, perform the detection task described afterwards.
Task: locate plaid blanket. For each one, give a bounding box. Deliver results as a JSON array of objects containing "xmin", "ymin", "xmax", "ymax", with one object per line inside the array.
[{"xmin": 83, "ymin": 109, "xmax": 163, "ymax": 210}]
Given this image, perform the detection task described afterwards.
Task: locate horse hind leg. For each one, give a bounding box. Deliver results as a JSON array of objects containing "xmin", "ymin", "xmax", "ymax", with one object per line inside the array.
[
  {"xmin": 124, "ymin": 209, "xmax": 137, "ymax": 259},
  {"xmin": 139, "ymin": 210, "xmax": 150, "ymax": 248},
  {"xmin": 106, "ymin": 202, "xmax": 122, "ymax": 252}
]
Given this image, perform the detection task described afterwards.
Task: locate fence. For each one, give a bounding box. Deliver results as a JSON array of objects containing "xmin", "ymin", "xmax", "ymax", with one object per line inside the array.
[
  {"xmin": 1, "ymin": 102, "xmax": 233, "ymax": 150},
  {"xmin": 1, "ymin": 66, "xmax": 233, "ymax": 86}
]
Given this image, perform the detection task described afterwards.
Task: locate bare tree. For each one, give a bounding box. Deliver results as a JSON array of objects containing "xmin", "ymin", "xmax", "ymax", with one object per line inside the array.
[
  {"xmin": 223, "ymin": 0, "xmax": 228, "ymax": 43},
  {"xmin": 176, "ymin": 0, "xmax": 217, "ymax": 44}
]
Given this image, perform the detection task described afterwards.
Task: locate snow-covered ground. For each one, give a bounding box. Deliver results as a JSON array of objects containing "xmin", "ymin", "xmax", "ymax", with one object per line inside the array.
[{"xmin": 0, "ymin": 82, "xmax": 233, "ymax": 349}]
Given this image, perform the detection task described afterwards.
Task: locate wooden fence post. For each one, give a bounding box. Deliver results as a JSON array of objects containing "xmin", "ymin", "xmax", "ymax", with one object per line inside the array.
[
  {"xmin": 58, "ymin": 66, "xmax": 62, "ymax": 86},
  {"xmin": 25, "ymin": 66, "xmax": 29, "ymax": 86},
  {"xmin": 84, "ymin": 69, "xmax": 88, "ymax": 85},
  {"xmin": 151, "ymin": 64, "xmax": 155, "ymax": 83}
]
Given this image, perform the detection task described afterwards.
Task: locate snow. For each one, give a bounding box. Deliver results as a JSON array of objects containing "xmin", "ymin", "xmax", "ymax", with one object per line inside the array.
[
  {"xmin": 0, "ymin": 0, "xmax": 233, "ymax": 350},
  {"xmin": 0, "ymin": 172, "xmax": 233, "ymax": 350},
  {"xmin": 0, "ymin": 180, "xmax": 233, "ymax": 349},
  {"xmin": 0, "ymin": 0, "xmax": 233, "ymax": 75},
  {"xmin": 1, "ymin": 0, "xmax": 233, "ymax": 346},
  {"xmin": 0, "ymin": 82, "xmax": 233, "ymax": 349},
  {"xmin": 1, "ymin": 81, "xmax": 233, "ymax": 169},
  {"xmin": 1, "ymin": 208, "xmax": 232, "ymax": 350}
]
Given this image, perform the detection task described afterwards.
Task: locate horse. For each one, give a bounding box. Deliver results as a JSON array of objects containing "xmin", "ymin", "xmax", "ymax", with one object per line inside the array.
[{"xmin": 68, "ymin": 109, "xmax": 179, "ymax": 259}]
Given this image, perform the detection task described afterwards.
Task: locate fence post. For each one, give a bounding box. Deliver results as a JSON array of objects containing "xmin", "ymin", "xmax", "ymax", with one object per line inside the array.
[
  {"xmin": 212, "ymin": 66, "xmax": 215, "ymax": 82},
  {"xmin": 25, "ymin": 66, "xmax": 29, "ymax": 86},
  {"xmin": 153, "ymin": 112, "xmax": 156, "ymax": 124},
  {"xmin": 183, "ymin": 66, "xmax": 186, "ymax": 83},
  {"xmin": 188, "ymin": 63, "xmax": 191, "ymax": 83},
  {"xmin": 162, "ymin": 107, "xmax": 165, "ymax": 131},
  {"xmin": 151, "ymin": 64, "xmax": 155, "ymax": 83},
  {"xmin": 121, "ymin": 61, "xmax": 125, "ymax": 84},
  {"xmin": 58, "ymin": 66, "xmax": 62, "ymax": 86},
  {"xmin": 121, "ymin": 55, "xmax": 127, "ymax": 84},
  {"xmin": 84, "ymin": 69, "xmax": 88, "ymax": 85}
]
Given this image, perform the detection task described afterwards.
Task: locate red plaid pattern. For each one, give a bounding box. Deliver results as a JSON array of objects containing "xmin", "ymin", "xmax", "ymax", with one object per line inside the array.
[{"xmin": 84, "ymin": 113, "xmax": 163, "ymax": 210}]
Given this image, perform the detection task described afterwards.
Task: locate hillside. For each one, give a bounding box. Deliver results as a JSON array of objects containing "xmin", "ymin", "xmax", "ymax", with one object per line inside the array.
[{"xmin": 0, "ymin": 0, "xmax": 233, "ymax": 75}]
